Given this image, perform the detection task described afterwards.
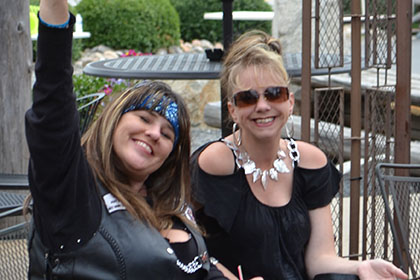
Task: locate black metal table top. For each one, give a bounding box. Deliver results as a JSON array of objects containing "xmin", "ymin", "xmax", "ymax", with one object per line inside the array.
[
  {"xmin": 83, "ymin": 52, "xmax": 354, "ymax": 80},
  {"xmin": 0, "ymin": 174, "xmax": 29, "ymax": 212},
  {"xmin": 0, "ymin": 174, "xmax": 29, "ymax": 190},
  {"xmin": 0, "ymin": 192, "xmax": 27, "ymax": 212},
  {"xmin": 84, "ymin": 53, "xmax": 222, "ymax": 80}
]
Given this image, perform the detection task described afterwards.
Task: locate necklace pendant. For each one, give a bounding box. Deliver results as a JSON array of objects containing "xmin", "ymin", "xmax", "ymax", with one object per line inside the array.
[
  {"xmin": 269, "ymin": 168, "xmax": 278, "ymax": 181},
  {"xmin": 252, "ymin": 168, "xmax": 262, "ymax": 183},
  {"xmin": 273, "ymin": 158, "xmax": 290, "ymax": 173},
  {"xmin": 278, "ymin": 150, "xmax": 286, "ymax": 158},
  {"xmin": 243, "ymin": 160, "xmax": 256, "ymax": 175},
  {"xmin": 261, "ymin": 171, "xmax": 268, "ymax": 190}
]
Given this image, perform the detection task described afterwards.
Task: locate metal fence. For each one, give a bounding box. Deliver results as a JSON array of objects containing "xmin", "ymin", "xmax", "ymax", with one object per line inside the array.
[{"xmin": 307, "ymin": 0, "xmax": 410, "ymax": 263}]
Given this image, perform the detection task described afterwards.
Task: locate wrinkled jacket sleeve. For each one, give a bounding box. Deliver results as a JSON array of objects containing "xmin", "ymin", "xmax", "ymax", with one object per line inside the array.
[{"xmin": 25, "ymin": 13, "xmax": 100, "ymax": 252}]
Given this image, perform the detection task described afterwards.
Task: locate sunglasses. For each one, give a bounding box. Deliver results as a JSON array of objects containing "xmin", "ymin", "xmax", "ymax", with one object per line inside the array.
[{"xmin": 232, "ymin": 86, "xmax": 289, "ymax": 108}]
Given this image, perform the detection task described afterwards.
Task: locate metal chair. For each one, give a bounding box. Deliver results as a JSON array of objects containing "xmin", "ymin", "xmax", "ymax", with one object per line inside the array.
[
  {"xmin": 375, "ymin": 163, "xmax": 420, "ymax": 279},
  {"xmin": 0, "ymin": 206, "xmax": 30, "ymax": 280},
  {"xmin": 76, "ymin": 92, "xmax": 106, "ymax": 135}
]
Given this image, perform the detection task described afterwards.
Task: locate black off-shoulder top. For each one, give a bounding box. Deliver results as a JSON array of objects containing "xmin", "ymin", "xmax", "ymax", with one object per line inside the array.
[{"xmin": 190, "ymin": 140, "xmax": 341, "ymax": 280}]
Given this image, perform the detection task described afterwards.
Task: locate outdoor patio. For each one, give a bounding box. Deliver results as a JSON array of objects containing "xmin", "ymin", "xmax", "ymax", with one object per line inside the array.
[{"xmin": 1, "ymin": 0, "xmax": 420, "ymax": 279}]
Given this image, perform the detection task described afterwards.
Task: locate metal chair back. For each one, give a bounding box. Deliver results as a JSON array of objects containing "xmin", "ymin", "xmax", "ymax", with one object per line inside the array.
[
  {"xmin": 0, "ymin": 206, "xmax": 30, "ymax": 280},
  {"xmin": 375, "ymin": 163, "xmax": 420, "ymax": 279},
  {"xmin": 0, "ymin": 93, "xmax": 105, "ymax": 279},
  {"xmin": 76, "ymin": 92, "xmax": 105, "ymax": 135}
]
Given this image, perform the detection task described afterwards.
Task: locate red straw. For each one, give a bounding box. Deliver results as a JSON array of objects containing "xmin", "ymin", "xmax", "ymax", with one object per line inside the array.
[{"xmin": 237, "ymin": 265, "xmax": 244, "ymax": 280}]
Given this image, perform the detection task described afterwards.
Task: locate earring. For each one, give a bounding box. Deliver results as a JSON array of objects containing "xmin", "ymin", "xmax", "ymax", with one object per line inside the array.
[
  {"xmin": 232, "ymin": 123, "xmax": 242, "ymax": 146},
  {"xmin": 285, "ymin": 115, "xmax": 294, "ymax": 139}
]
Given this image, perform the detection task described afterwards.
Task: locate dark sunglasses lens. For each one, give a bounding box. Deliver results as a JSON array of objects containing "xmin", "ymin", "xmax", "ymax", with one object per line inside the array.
[
  {"xmin": 265, "ymin": 87, "xmax": 289, "ymax": 103},
  {"xmin": 234, "ymin": 90, "xmax": 259, "ymax": 107}
]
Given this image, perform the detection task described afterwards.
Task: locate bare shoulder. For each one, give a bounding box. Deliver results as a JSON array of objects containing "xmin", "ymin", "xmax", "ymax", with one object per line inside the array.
[
  {"xmin": 294, "ymin": 140, "xmax": 328, "ymax": 169},
  {"xmin": 198, "ymin": 140, "xmax": 236, "ymax": 176}
]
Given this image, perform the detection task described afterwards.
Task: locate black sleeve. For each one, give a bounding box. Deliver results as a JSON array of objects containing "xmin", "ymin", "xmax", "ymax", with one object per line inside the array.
[
  {"xmin": 302, "ymin": 161, "xmax": 341, "ymax": 210},
  {"xmin": 25, "ymin": 13, "xmax": 101, "ymax": 253}
]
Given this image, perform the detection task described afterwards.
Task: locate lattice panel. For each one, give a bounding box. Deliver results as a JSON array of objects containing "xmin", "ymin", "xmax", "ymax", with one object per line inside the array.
[
  {"xmin": 0, "ymin": 224, "xmax": 29, "ymax": 280},
  {"xmin": 365, "ymin": 0, "xmax": 397, "ymax": 68},
  {"xmin": 392, "ymin": 183, "xmax": 420, "ymax": 278},
  {"xmin": 315, "ymin": 0, "xmax": 344, "ymax": 68},
  {"xmin": 362, "ymin": 86, "xmax": 395, "ymax": 260},
  {"xmin": 378, "ymin": 165, "xmax": 420, "ymax": 279},
  {"xmin": 313, "ymin": 87, "xmax": 344, "ymax": 255}
]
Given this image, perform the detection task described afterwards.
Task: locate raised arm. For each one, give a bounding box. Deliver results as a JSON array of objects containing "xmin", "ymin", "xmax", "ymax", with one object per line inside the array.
[{"xmin": 25, "ymin": 0, "xmax": 101, "ymax": 252}]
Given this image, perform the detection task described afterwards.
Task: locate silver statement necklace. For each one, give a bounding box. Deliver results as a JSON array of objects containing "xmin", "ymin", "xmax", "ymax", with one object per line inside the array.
[{"xmin": 223, "ymin": 138, "xmax": 300, "ymax": 190}]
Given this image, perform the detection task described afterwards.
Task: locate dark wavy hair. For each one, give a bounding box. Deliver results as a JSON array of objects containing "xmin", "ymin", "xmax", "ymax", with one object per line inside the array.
[{"xmin": 82, "ymin": 81, "xmax": 191, "ymax": 230}]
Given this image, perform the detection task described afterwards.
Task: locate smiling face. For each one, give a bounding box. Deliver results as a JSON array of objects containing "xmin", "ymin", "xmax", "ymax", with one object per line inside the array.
[
  {"xmin": 112, "ymin": 110, "xmax": 175, "ymax": 185},
  {"xmin": 228, "ymin": 65, "xmax": 294, "ymax": 142}
]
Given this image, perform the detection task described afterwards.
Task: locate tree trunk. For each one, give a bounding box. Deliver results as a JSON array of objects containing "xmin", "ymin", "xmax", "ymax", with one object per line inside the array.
[{"xmin": 0, "ymin": 0, "xmax": 32, "ymax": 174}]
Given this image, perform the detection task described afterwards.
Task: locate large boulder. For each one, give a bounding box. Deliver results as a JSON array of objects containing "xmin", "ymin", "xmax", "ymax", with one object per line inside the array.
[
  {"xmin": 163, "ymin": 80, "xmax": 220, "ymax": 127},
  {"xmin": 272, "ymin": 0, "xmax": 303, "ymax": 54}
]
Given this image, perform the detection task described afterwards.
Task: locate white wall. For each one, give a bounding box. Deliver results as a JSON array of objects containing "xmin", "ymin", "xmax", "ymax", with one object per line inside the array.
[{"xmin": 68, "ymin": 0, "xmax": 81, "ymax": 6}]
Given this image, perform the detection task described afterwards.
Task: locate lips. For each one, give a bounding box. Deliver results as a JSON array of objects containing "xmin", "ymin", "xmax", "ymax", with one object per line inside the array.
[{"xmin": 134, "ymin": 140, "xmax": 152, "ymax": 154}]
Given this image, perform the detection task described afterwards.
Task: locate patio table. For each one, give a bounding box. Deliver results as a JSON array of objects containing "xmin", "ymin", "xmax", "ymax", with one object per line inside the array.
[
  {"xmin": 83, "ymin": 52, "xmax": 355, "ymax": 136},
  {"xmin": 0, "ymin": 174, "xmax": 29, "ymax": 190},
  {"xmin": 83, "ymin": 52, "xmax": 354, "ymax": 80},
  {"xmin": 0, "ymin": 174, "xmax": 29, "ymax": 213},
  {"xmin": 0, "ymin": 192, "xmax": 27, "ymax": 213}
]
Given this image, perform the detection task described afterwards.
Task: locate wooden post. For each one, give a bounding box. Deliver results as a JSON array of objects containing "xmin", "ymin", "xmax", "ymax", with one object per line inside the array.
[
  {"xmin": 301, "ymin": 0, "xmax": 311, "ymax": 142},
  {"xmin": 395, "ymin": 0, "xmax": 412, "ymax": 272},
  {"xmin": 0, "ymin": 0, "xmax": 32, "ymax": 175},
  {"xmin": 349, "ymin": 0, "xmax": 362, "ymax": 260},
  {"xmin": 221, "ymin": 0, "xmax": 234, "ymax": 138}
]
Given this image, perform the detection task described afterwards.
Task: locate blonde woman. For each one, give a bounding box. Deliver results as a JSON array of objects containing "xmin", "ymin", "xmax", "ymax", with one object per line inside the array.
[{"xmin": 190, "ymin": 30, "xmax": 408, "ymax": 280}]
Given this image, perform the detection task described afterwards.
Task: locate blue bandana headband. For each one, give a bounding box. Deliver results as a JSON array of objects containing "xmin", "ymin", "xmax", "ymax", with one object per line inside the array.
[{"xmin": 123, "ymin": 95, "xmax": 180, "ymax": 145}]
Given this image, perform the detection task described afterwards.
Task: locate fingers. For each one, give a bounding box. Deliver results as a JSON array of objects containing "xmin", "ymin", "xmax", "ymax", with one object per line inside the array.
[{"xmin": 393, "ymin": 267, "xmax": 408, "ymax": 279}]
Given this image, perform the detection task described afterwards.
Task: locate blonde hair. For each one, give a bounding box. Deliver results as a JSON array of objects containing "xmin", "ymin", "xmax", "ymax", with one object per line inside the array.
[
  {"xmin": 221, "ymin": 30, "xmax": 289, "ymax": 101},
  {"xmin": 82, "ymin": 81, "xmax": 192, "ymax": 231}
]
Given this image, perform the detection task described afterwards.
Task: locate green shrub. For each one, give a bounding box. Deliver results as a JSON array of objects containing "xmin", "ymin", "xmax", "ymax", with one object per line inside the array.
[
  {"xmin": 73, "ymin": 74, "xmax": 108, "ymax": 98},
  {"xmin": 170, "ymin": 0, "xmax": 272, "ymax": 43},
  {"xmin": 73, "ymin": 74, "xmax": 134, "ymax": 98},
  {"xmin": 29, "ymin": 5, "xmax": 39, "ymax": 36},
  {"xmin": 75, "ymin": 0, "xmax": 180, "ymax": 53}
]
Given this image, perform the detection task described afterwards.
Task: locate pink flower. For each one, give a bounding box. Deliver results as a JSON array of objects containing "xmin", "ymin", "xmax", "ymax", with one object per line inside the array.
[
  {"xmin": 120, "ymin": 50, "xmax": 153, "ymax": 58},
  {"xmin": 103, "ymin": 85, "xmax": 112, "ymax": 95}
]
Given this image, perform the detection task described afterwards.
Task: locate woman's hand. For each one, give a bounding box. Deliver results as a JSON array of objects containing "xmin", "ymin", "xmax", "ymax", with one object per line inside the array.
[
  {"xmin": 39, "ymin": 0, "xmax": 69, "ymax": 25},
  {"xmin": 357, "ymin": 259, "xmax": 408, "ymax": 280}
]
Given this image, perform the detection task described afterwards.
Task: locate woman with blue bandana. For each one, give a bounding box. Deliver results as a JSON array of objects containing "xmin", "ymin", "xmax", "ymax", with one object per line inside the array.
[{"xmin": 25, "ymin": 1, "xmax": 232, "ymax": 279}]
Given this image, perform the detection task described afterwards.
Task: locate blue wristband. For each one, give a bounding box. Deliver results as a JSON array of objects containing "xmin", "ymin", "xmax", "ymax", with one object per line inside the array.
[{"xmin": 39, "ymin": 13, "xmax": 70, "ymax": 29}]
